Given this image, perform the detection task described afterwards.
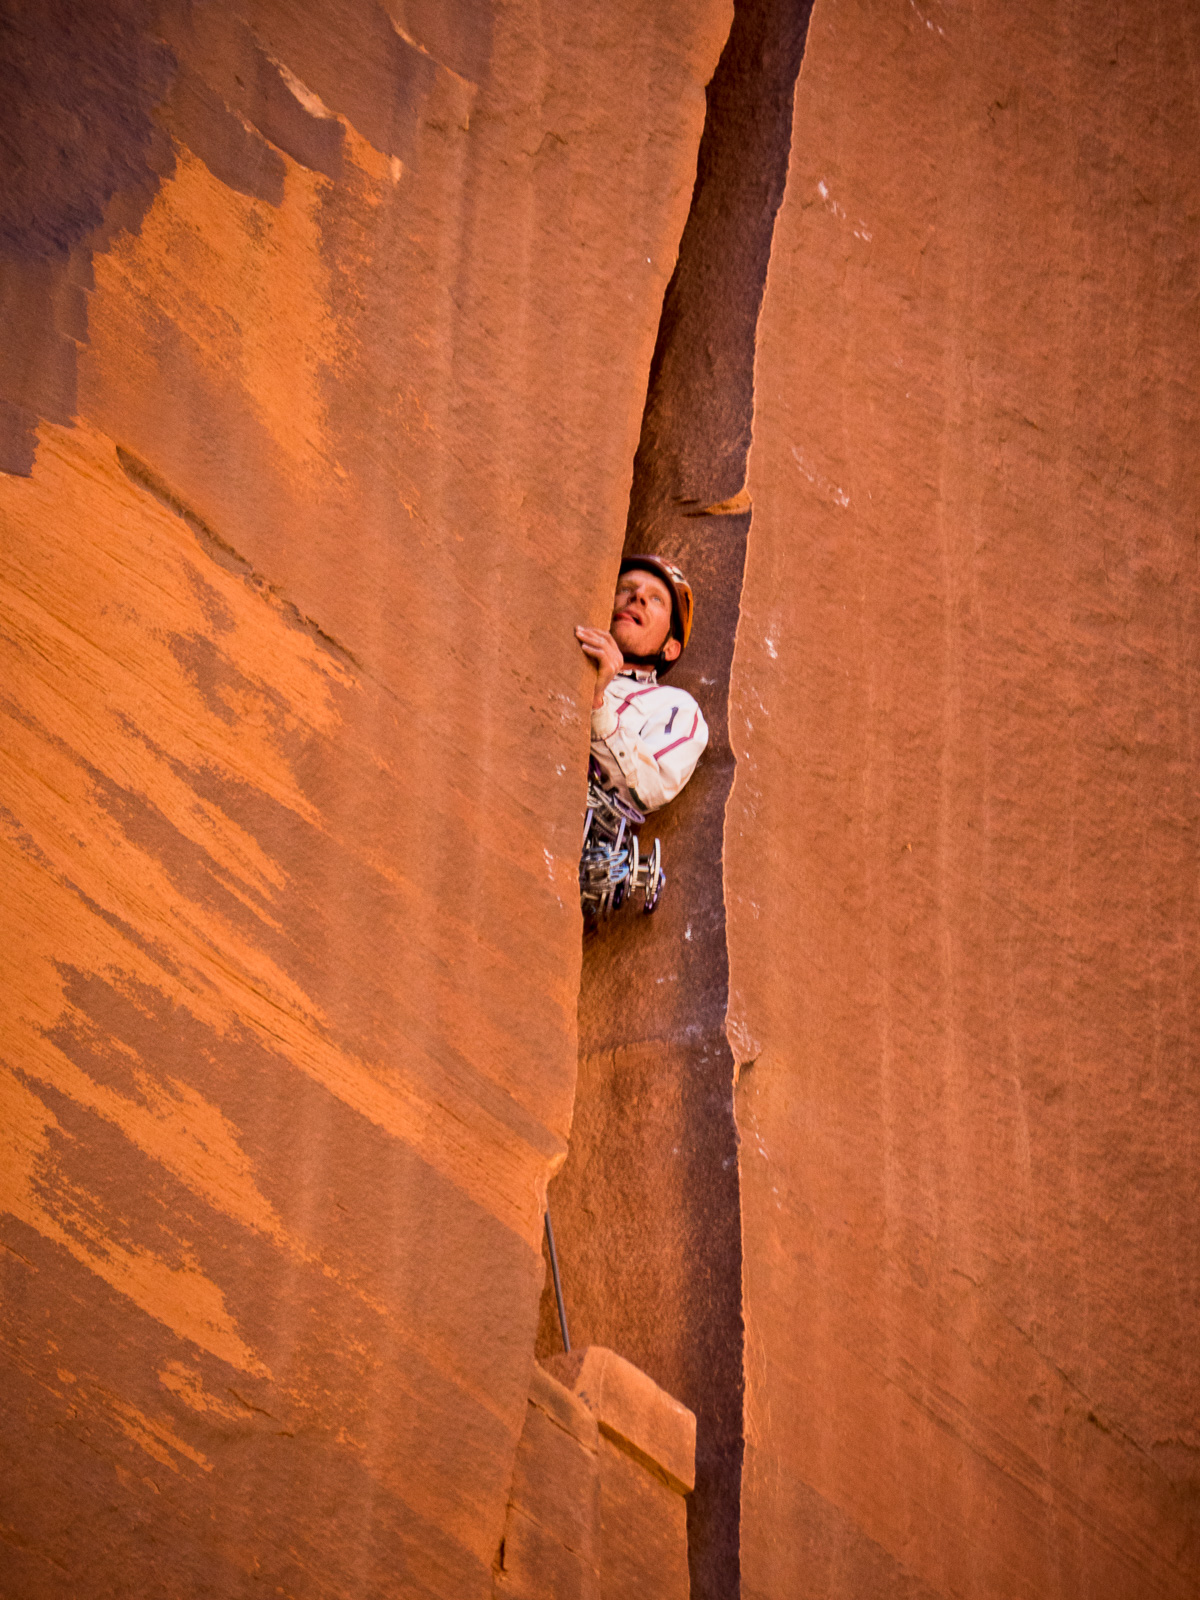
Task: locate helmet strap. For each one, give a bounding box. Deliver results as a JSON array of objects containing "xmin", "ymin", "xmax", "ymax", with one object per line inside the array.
[{"xmin": 622, "ymin": 646, "xmax": 679, "ymax": 677}]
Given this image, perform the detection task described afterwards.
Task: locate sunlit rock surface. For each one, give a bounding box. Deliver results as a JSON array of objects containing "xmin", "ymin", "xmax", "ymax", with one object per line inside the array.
[
  {"xmin": 729, "ymin": 2, "xmax": 1200, "ymax": 1596},
  {"xmin": 2, "ymin": 0, "xmax": 1198, "ymax": 1596},
  {"xmin": 0, "ymin": 1, "xmax": 729, "ymax": 1594}
]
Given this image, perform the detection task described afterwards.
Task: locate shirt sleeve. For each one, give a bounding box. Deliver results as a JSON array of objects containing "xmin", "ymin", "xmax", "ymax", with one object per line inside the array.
[
  {"xmin": 590, "ymin": 699, "xmax": 620, "ymax": 741},
  {"xmin": 590, "ymin": 689, "xmax": 709, "ymax": 812}
]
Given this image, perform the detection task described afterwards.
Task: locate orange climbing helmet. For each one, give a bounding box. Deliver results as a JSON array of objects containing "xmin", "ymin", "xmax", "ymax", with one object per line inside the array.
[{"xmin": 618, "ymin": 554, "xmax": 694, "ymax": 650}]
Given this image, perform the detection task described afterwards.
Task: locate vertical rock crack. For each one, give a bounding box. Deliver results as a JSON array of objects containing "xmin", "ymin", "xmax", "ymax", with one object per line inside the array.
[{"xmin": 544, "ymin": 4, "xmax": 812, "ymax": 1596}]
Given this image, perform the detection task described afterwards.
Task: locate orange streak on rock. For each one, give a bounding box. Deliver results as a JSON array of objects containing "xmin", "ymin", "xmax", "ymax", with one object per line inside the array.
[
  {"xmin": 0, "ymin": 1066, "xmax": 266, "ymax": 1376},
  {"xmin": 95, "ymin": 1390, "xmax": 214, "ymax": 1475},
  {"xmin": 93, "ymin": 144, "xmax": 338, "ymax": 482},
  {"xmin": 157, "ymin": 1359, "xmax": 251, "ymax": 1423},
  {"xmin": 0, "ymin": 420, "xmax": 554, "ymax": 1247}
]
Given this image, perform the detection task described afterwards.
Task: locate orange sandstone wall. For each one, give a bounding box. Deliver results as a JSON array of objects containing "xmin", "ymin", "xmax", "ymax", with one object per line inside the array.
[
  {"xmin": 729, "ymin": 1, "xmax": 1200, "ymax": 1597},
  {"xmin": 8, "ymin": 0, "xmax": 1198, "ymax": 1591},
  {"xmin": 0, "ymin": 2, "xmax": 730, "ymax": 1593}
]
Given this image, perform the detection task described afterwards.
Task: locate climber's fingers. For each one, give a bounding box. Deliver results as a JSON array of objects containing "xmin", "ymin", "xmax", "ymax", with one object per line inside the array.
[{"xmin": 575, "ymin": 626, "xmax": 623, "ymax": 669}]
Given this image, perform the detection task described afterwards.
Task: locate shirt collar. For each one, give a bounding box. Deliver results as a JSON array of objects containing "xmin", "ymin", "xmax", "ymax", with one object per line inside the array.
[{"xmin": 617, "ymin": 666, "xmax": 658, "ymax": 685}]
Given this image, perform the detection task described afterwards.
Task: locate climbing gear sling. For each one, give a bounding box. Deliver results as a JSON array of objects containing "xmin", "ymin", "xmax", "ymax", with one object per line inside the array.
[{"xmin": 578, "ymin": 762, "xmax": 664, "ymax": 919}]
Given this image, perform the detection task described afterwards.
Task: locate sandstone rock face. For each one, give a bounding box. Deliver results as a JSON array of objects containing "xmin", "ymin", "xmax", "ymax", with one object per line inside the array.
[
  {"xmin": 493, "ymin": 1352, "xmax": 696, "ymax": 1600},
  {"xmin": 728, "ymin": 1, "xmax": 1200, "ymax": 1596},
  {"xmin": 493, "ymin": 1365, "xmax": 601, "ymax": 1600},
  {"xmin": 5, "ymin": 0, "xmax": 1198, "ymax": 1593},
  {"xmin": 543, "ymin": 1347, "xmax": 695, "ymax": 1599},
  {"xmin": 0, "ymin": 2, "xmax": 731, "ymax": 1594}
]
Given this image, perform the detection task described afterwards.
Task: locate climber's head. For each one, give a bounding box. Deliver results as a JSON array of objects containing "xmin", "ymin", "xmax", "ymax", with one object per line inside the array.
[{"xmin": 611, "ymin": 555, "xmax": 694, "ymax": 675}]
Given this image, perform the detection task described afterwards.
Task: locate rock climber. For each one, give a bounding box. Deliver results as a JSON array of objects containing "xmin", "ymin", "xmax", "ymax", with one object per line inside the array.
[{"xmin": 575, "ymin": 555, "xmax": 709, "ymax": 814}]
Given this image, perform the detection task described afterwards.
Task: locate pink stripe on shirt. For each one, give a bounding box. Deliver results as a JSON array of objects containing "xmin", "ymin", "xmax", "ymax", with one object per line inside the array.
[
  {"xmin": 653, "ymin": 711, "xmax": 699, "ymax": 759},
  {"xmin": 614, "ymin": 685, "xmax": 659, "ymax": 717}
]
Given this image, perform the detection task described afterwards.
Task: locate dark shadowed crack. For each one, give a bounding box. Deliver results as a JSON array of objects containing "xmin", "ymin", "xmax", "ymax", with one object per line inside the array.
[{"xmin": 541, "ymin": 4, "xmax": 813, "ymax": 1597}]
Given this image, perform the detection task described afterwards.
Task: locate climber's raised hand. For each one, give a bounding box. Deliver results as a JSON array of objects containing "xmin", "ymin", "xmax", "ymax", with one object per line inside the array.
[{"xmin": 575, "ymin": 625, "xmax": 624, "ymax": 709}]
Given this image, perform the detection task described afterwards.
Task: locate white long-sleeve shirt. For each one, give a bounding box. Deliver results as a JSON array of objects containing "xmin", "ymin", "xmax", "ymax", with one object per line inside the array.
[{"xmin": 589, "ymin": 668, "xmax": 709, "ymax": 813}]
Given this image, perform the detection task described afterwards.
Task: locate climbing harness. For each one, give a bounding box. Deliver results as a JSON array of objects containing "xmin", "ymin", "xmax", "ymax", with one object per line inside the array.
[{"xmin": 578, "ymin": 764, "xmax": 665, "ymax": 919}]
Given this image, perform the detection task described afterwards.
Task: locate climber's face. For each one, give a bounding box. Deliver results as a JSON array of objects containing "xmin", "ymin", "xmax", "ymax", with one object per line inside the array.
[{"xmin": 610, "ymin": 569, "xmax": 682, "ymax": 663}]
